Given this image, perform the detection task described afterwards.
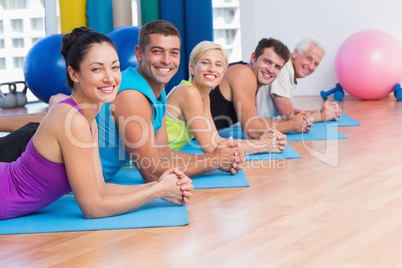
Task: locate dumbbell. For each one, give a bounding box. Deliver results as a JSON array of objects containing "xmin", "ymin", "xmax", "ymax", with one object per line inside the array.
[
  {"xmin": 0, "ymin": 82, "xmax": 18, "ymax": 109},
  {"xmin": 394, "ymin": 84, "xmax": 402, "ymax": 101},
  {"xmin": 14, "ymin": 81, "xmax": 28, "ymax": 107},
  {"xmin": 320, "ymin": 83, "xmax": 344, "ymax": 101}
]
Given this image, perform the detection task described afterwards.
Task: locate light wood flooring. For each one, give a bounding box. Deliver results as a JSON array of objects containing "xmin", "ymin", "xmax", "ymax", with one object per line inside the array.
[{"xmin": 1, "ymin": 96, "xmax": 402, "ymax": 267}]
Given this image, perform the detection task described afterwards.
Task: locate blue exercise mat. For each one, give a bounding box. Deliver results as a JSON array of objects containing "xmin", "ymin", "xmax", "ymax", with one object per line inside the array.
[
  {"xmin": 0, "ymin": 196, "xmax": 189, "ymax": 235},
  {"xmin": 180, "ymin": 140, "xmax": 301, "ymax": 160},
  {"xmin": 190, "ymin": 169, "xmax": 249, "ymax": 188},
  {"xmin": 286, "ymin": 124, "xmax": 347, "ymax": 141},
  {"xmin": 314, "ymin": 114, "xmax": 361, "ymax": 127},
  {"xmin": 219, "ymin": 124, "xmax": 347, "ymax": 142},
  {"xmin": 245, "ymin": 146, "xmax": 301, "ymax": 160},
  {"xmin": 111, "ymin": 165, "xmax": 250, "ymax": 189}
]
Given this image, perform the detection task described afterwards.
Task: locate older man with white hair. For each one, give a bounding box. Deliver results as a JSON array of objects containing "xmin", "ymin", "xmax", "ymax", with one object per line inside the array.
[{"xmin": 257, "ymin": 37, "xmax": 342, "ymax": 122}]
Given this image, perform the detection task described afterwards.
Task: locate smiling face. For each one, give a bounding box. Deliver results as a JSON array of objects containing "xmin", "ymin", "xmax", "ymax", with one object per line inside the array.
[
  {"xmin": 291, "ymin": 44, "xmax": 323, "ymax": 79},
  {"xmin": 135, "ymin": 33, "xmax": 180, "ymax": 90},
  {"xmin": 69, "ymin": 42, "xmax": 121, "ymax": 104},
  {"xmin": 190, "ymin": 49, "xmax": 226, "ymax": 90},
  {"xmin": 250, "ymin": 47, "xmax": 286, "ymax": 88}
]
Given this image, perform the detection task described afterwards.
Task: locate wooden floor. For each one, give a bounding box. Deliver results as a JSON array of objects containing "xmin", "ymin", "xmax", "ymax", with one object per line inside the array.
[{"xmin": 1, "ymin": 96, "xmax": 402, "ymax": 267}]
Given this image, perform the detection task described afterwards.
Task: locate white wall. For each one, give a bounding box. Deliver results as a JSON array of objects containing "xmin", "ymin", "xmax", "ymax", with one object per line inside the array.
[{"xmin": 239, "ymin": 0, "xmax": 402, "ymax": 96}]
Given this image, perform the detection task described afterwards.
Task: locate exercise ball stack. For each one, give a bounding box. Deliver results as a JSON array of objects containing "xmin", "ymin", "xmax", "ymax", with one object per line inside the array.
[
  {"xmin": 23, "ymin": 34, "xmax": 71, "ymax": 103},
  {"xmin": 335, "ymin": 29, "xmax": 402, "ymax": 100}
]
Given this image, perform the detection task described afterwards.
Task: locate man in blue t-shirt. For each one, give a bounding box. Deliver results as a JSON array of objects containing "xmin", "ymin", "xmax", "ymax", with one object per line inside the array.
[{"xmin": 98, "ymin": 20, "xmax": 243, "ymax": 182}]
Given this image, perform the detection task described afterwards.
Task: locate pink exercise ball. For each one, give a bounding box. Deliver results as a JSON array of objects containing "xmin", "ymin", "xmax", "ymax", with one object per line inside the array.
[{"xmin": 335, "ymin": 29, "xmax": 402, "ymax": 100}]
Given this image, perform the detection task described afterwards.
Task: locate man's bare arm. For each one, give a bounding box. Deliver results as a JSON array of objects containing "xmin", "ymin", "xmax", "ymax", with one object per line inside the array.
[
  {"xmin": 272, "ymin": 94, "xmax": 295, "ymax": 120},
  {"xmin": 227, "ymin": 66, "xmax": 310, "ymax": 138},
  {"xmin": 0, "ymin": 113, "xmax": 46, "ymax": 132},
  {"xmin": 113, "ymin": 90, "xmax": 242, "ymax": 183}
]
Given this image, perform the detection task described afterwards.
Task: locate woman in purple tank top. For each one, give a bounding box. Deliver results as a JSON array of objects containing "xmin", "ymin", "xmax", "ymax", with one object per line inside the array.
[{"xmin": 0, "ymin": 27, "xmax": 193, "ymax": 220}]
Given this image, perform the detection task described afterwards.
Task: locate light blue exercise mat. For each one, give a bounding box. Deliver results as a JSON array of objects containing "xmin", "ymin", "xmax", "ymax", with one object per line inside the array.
[
  {"xmin": 314, "ymin": 114, "xmax": 361, "ymax": 127},
  {"xmin": 190, "ymin": 169, "xmax": 249, "ymax": 188},
  {"xmin": 286, "ymin": 124, "xmax": 347, "ymax": 142},
  {"xmin": 244, "ymin": 145, "xmax": 301, "ymax": 160},
  {"xmin": 0, "ymin": 196, "xmax": 189, "ymax": 235},
  {"xmin": 180, "ymin": 140, "xmax": 301, "ymax": 160},
  {"xmin": 219, "ymin": 123, "xmax": 348, "ymax": 142},
  {"xmin": 111, "ymin": 165, "xmax": 250, "ymax": 189}
]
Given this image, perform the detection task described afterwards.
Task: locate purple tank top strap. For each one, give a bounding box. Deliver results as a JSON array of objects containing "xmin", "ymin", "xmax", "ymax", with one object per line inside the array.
[
  {"xmin": 58, "ymin": 98, "xmax": 92, "ymax": 134},
  {"xmin": 58, "ymin": 98, "xmax": 84, "ymax": 116}
]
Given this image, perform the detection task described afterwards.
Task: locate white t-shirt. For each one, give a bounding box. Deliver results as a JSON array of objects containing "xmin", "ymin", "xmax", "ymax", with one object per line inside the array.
[
  {"xmin": 257, "ymin": 60, "xmax": 297, "ymax": 118},
  {"xmin": 256, "ymin": 84, "xmax": 280, "ymax": 119}
]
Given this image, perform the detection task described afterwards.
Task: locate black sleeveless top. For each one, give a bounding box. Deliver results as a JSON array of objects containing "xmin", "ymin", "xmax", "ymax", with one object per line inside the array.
[{"xmin": 209, "ymin": 61, "xmax": 247, "ymax": 131}]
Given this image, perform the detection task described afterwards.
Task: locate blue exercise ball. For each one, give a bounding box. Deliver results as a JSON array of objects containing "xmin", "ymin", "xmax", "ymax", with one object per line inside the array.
[
  {"xmin": 23, "ymin": 34, "xmax": 70, "ymax": 103},
  {"xmin": 107, "ymin": 26, "xmax": 140, "ymax": 71}
]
